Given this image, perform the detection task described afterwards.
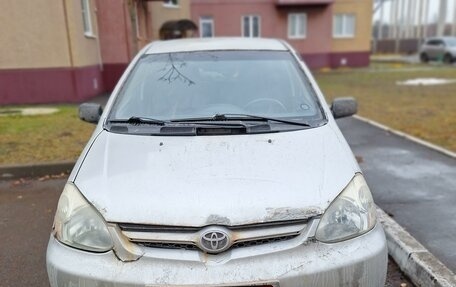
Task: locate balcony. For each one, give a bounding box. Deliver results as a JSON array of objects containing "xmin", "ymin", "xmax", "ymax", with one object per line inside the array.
[{"xmin": 275, "ymin": 0, "xmax": 334, "ymax": 7}]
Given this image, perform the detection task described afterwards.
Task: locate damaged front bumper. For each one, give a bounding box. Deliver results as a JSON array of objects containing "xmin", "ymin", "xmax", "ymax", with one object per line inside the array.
[{"xmin": 46, "ymin": 223, "xmax": 387, "ymax": 287}]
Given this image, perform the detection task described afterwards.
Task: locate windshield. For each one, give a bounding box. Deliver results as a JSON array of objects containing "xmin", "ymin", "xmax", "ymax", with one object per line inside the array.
[
  {"xmin": 445, "ymin": 38, "xmax": 456, "ymax": 47},
  {"xmin": 108, "ymin": 50, "xmax": 325, "ymax": 128}
]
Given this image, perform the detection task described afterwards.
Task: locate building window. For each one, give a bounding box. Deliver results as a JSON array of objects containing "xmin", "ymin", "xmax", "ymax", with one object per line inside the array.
[
  {"xmin": 333, "ymin": 14, "xmax": 355, "ymax": 38},
  {"xmin": 200, "ymin": 16, "xmax": 214, "ymax": 38},
  {"xmin": 242, "ymin": 15, "xmax": 260, "ymax": 38},
  {"xmin": 81, "ymin": 0, "xmax": 93, "ymax": 36},
  {"xmin": 288, "ymin": 13, "xmax": 307, "ymax": 39},
  {"xmin": 163, "ymin": 0, "xmax": 179, "ymax": 7}
]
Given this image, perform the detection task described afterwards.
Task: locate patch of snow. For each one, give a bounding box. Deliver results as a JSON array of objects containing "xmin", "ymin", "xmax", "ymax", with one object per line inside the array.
[
  {"xmin": 396, "ymin": 78, "xmax": 456, "ymax": 86},
  {"xmin": 0, "ymin": 107, "xmax": 59, "ymax": 117},
  {"xmin": 21, "ymin": 107, "xmax": 59, "ymax": 116}
]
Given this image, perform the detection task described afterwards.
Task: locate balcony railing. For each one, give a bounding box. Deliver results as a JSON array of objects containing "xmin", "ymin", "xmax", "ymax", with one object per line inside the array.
[{"xmin": 275, "ymin": 0, "xmax": 334, "ymax": 6}]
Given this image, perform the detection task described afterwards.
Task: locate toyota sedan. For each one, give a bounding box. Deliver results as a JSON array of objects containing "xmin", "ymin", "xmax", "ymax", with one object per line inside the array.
[{"xmin": 46, "ymin": 38, "xmax": 387, "ymax": 286}]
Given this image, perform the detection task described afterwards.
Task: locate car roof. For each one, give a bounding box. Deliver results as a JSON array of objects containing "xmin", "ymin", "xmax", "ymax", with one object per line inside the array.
[{"xmin": 145, "ymin": 37, "xmax": 289, "ymax": 54}]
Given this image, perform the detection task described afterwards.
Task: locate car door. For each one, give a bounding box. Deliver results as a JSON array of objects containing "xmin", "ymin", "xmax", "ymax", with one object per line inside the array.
[
  {"xmin": 425, "ymin": 40, "xmax": 440, "ymax": 59},
  {"xmin": 434, "ymin": 39, "xmax": 447, "ymax": 60}
]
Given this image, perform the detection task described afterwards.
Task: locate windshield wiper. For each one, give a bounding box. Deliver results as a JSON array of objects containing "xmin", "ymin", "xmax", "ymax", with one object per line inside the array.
[
  {"xmin": 171, "ymin": 113, "xmax": 311, "ymax": 127},
  {"xmin": 109, "ymin": 116, "xmax": 166, "ymax": 126}
]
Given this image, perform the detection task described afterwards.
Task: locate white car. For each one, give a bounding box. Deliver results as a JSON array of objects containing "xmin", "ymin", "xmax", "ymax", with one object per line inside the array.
[
  {"xmin": 419, "ymin": 37, "xmax": 456, "ymax": 63},
  {"xmin": 46, "ymin": 38, "xmax": 387, "ymax": 287}
]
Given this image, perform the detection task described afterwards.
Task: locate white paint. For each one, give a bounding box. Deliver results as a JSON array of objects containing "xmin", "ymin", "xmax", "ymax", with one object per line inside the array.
[{"xmin": 396, "ymin": 78, "xmax": 456, "ymax": 86}]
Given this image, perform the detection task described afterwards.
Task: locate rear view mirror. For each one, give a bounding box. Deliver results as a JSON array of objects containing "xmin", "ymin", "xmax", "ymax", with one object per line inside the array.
[
  {"xmin": 331, "ymin": 97, "xmax": 357, "ymax": 119},
  {"xmin": 79, "ymin": 103, "xmax": 103, "ymax": 124}
]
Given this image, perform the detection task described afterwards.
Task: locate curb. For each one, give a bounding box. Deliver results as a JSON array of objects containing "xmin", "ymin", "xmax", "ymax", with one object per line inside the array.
[
  {"xmin": 378, "ymin": 208, "xmax": 456, "ymax": 287},
  {"xmin": 355, "ymin": 115, "xmax": 456, "ymax": 285},
  {"xmin": 0, "ymin": 161, "xmax": 75, "ymax": 179},
  {"xmin": 354, "ymin": 115, "xmax": 456, "ymax": 159}
]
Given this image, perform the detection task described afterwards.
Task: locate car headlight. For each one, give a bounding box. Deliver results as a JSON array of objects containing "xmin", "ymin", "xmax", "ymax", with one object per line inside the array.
[
  {"xmin": 315, "ymin": 174, "xmax": 377, "ymax": 243},
  {"xmin": 53, "ymin": 183, "xmax": 113, "ymax": 252}
]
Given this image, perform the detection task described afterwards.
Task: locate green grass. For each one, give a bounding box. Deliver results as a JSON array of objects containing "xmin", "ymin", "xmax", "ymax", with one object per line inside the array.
[
  {"xmin": 0, "ymin": 63, "xmax": 455, "ymax": 165},
  {"xmin": 314, "ymin": 64, "xmax": 456, "ymax": 152},
  {"xmin": 0, "ymin": 106, "xmax": 94, "ymax": 165}
]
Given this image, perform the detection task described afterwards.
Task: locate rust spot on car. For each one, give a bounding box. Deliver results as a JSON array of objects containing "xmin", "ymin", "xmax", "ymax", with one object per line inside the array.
[
  {"xmin": 206, "ymin": 214, "xmax": 231, "ymax": 225},
  {"xmin": 264, "ymin": 207, "xmax": 323, "ymax": 221},
  {"xmin": 355, "ymin": 155, "xmax": 364, "ymax": 163}
]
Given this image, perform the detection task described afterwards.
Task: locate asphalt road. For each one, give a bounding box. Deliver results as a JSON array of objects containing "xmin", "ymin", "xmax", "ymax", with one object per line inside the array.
[
  {"xmin": 338, "ymin": 117, "xmax": 456, "ymax": 271},
  {"xmin": 0, "ymin": 177, "xmax": 64, "ymax": 286},
  {"xmin": 0, "ymin": 176, "xmax": 412, "ymax": 286}
]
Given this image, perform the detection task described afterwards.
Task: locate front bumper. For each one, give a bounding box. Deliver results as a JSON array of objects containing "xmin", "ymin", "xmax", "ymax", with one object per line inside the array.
[{"xmin": 46, "ymin": 224, "xmax": 387, "ymax": 287}]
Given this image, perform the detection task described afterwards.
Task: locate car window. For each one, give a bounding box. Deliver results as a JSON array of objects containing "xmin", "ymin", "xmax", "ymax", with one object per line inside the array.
[
  {"xmin": 445, "ymin": 38, "xmax": 456, "ymax": 47},
  {"xmin": 109, "ymin": 51, "xmax": 325, "ymax": 124}
]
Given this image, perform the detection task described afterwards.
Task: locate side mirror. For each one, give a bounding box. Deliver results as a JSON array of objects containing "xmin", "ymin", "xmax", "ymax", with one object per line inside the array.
[
  {"xmin": 79, "ymin": 103, "xmax": 103, "ymax": 124},
  {"xmin": 331, "ymin": 97, "xmax": 357, "ymax": 119}
]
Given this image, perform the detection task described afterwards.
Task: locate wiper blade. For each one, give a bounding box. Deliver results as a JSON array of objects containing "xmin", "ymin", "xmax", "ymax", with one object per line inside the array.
[
  {"xmin": 109, "ymin": 116, "xmax": 166, "ymax": 126},
  {"xmin": 172, "ymin": 113, "xmax": 311, "ymax": 127}
]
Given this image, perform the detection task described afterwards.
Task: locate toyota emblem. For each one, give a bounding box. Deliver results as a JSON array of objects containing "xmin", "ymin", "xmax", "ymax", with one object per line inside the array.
[{"xmin": 199, "ymin": 228, "xmax": 231, "ymax": 253}]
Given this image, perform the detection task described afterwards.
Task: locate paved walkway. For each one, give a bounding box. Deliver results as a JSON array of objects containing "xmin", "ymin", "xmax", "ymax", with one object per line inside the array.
[{"xmin": 338, "ymin": 117, "xmax": 456, "ymax": 272}]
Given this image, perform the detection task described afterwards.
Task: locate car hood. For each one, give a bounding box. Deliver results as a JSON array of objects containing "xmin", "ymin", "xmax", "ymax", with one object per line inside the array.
[{"xmin": 74, "ymin": 123, "xmax": 358, "ymax": 226}]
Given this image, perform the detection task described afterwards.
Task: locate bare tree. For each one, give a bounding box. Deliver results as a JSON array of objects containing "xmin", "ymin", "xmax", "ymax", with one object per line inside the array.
[{"xmin": 158, "ymin": 54, "xmax": 195, "ymax": 86}]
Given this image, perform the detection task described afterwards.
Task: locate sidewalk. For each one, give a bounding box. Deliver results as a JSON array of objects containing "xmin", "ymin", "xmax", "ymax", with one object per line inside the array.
[
  {"xmin": 371, "ymin": 54, "xmax": 420, "ymax": 64},
  {"xmin": 337, "ymin": 117, "xmax": 456, "ymax": 272}
]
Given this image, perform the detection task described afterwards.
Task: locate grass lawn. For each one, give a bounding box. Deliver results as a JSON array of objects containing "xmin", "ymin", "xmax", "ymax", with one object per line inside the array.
[
  {"xmin": 0, "ymin": 63, "xmax": 455, "ymax": 165},
  {"xmin": 0, "ymin": 106, "xmax": 95, "ymax": 165},
  {"xmin": 314, "ymin": 63, "xmax": 456, "ymax": 152}
]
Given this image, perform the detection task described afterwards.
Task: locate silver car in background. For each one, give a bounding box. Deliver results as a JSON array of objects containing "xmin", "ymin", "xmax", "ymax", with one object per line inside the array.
[
  {"xmin": 46, "ymin": 38, "xmax": 387, "ymax": 286},
  {"xmin": 420, "ymin": 37, "xmax": 456, "ymax": 63}
]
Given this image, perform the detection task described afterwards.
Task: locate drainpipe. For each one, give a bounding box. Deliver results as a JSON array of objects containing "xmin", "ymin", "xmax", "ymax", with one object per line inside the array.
[
  {"xmin": 93, "ymin": 1, "xmax": 104, "ymax": 71},
  {"xmin": 127, "ymin": 0, "xmax": 139, "ymax": 56},
  {"xmin": 62, "ymin": 0, "xmax": 78, "ymax": 101}
]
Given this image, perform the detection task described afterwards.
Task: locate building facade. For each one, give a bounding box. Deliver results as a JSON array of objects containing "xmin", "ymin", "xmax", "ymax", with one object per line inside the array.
[
  {"xmin": 0, "ymin": 0, "xmax": 104, "ymax": 105},
  {"xmin": 0, "ymin": 0, "xmax": 370, "ymax": 105},
  {"xmin": 191, "ymin": 0, "xmax": 372, "ymax": 69},
  {"xmin": 0, "ymin": 0, "xmax": 191, "ymax": 105}
]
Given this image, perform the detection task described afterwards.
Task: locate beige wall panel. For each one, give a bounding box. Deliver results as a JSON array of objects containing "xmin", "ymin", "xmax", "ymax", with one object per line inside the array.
[
  {"xmin": 65, "ymin": 0, "xmax": 101, "ymax": 67},
  {"xmin": 149, "ymin": 0, "xmax": 191, "ymax": 40},
  {"xmin": 0, "ymin": 0, "xmax": 71, "ymax": 69},
  {"xmin": 331, "ymin": 0, "xmax": 373, "ymax": 52}
]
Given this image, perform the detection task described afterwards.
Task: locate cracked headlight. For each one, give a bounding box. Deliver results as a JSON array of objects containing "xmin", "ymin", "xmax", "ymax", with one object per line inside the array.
[
  {"xmin": 53, "ymin": 183, "xmax": 113, "ymax": 252},
  {"xmin": 316, "ymin": 174, "xmax": 377, "ymax": 243}
]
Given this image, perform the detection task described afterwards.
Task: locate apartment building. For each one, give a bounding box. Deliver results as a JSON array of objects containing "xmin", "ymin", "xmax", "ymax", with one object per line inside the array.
[
  {"xmin": 191, "ymin": 0, "xmax": 372, "ymax": 69},
  {"xmin": 0, "ymin": 0, "xmax": 191, "ymax": 105}
]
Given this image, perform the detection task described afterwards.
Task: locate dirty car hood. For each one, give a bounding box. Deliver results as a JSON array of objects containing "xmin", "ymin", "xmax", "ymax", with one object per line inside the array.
[{"xmin": 74, "ymin": 124, "xmax": 358, "ymax": 226}]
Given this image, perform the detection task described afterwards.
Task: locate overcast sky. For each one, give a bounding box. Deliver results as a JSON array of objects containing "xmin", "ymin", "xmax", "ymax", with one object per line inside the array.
[{"xmin": 374, "ymin": 0, "xmax": 456, "ymax": 24}]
